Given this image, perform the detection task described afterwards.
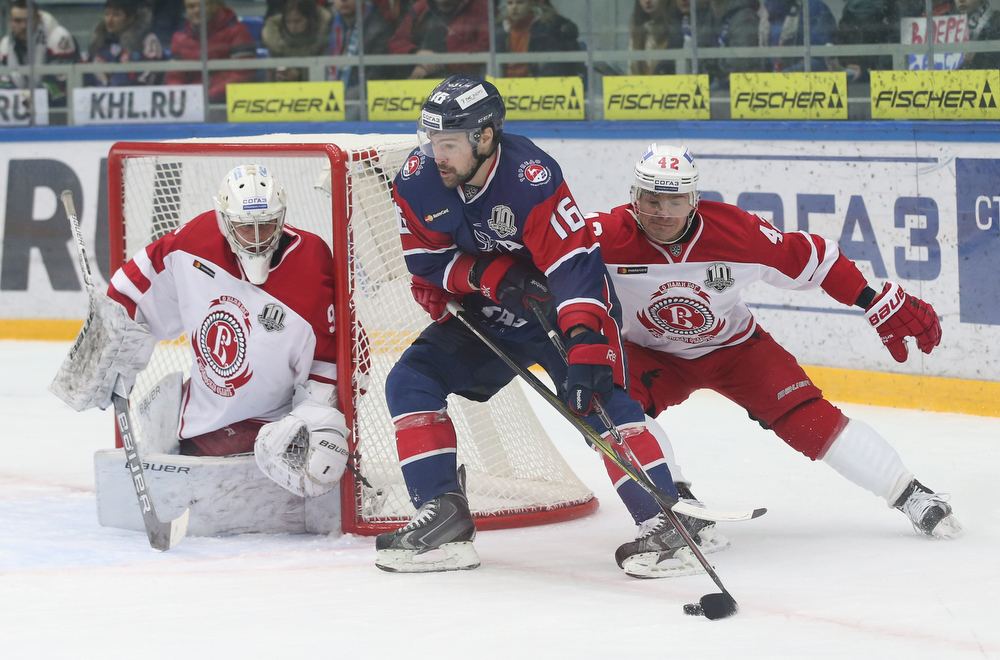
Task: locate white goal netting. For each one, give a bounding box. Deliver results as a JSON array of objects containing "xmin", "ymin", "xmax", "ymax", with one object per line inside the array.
[{"xmin": 110, "ymin": 134, "xmax": 596, "ymax": 534}]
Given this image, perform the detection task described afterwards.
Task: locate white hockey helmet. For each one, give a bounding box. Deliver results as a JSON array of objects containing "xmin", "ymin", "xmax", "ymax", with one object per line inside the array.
[
  {"xmin": 214, "ymin": 164, "xmax": 287, "ymax": 285},
  {"xmin": 629, "ymin": 143, "xmax": 701, "ymax": 218}
]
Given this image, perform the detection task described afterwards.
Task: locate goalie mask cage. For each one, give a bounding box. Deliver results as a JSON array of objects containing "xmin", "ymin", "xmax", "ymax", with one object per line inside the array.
[{"xmin": 107, "ymin": 135, "xmax": 598, "ymax": 535}]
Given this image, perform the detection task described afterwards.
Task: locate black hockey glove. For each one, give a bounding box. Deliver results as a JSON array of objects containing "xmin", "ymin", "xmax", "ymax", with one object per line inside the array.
[
  {"xmin": 472, "ymin": 254, "xmax": 554, "ymax": 319},
  {"xmin": 564, "ymin": 330, "xmax": 616, "ymax": 415}
]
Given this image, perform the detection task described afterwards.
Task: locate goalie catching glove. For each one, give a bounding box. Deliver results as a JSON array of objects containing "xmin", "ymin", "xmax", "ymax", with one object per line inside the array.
[
  {"xmin": 49, "ymin": 291, "xmax": 156, "ymax": 411},
  {"xmin": 865, "ymin": 283, "xmax": 941, "ymax": 363},
  {"xmin": 254, "ymin": 380, "xmax": 351, "ymax": 498}
]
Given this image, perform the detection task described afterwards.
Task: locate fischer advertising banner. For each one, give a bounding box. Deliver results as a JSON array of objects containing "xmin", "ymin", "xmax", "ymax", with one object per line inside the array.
[
  {"xmin": 0, "ymin": 134, "xmax": 999, "ymax": 384},
  {"xmin": 226, "ymin": 81, "xmax": 345, "ymax": 123},
  {"xmin": 870, "ymin": 70, "xmax": 1000, "ymax": 120},
  {"xmin": 730, "ymin": 72, "xmax": 848, "ymax": 120},
  {"xmin": 491, "ymin": 76, "xmax": 585, "ymax": 121},
  {"xmin": 72, "ymin": 85, "xmax": 204, "ymax": 126},
  {"xmin": 602, "ymin": 75, "xmax": 710, "ymax": 121}
]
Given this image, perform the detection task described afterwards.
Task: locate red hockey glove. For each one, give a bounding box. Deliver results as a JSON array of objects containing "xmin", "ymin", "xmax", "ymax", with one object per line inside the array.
[
  {"xmin": 565, "ymin": 330, "xmax": 617, "ymax": 415},
  {"xmin": 410, "ymin": 276, "xmax": 458, "ymax": 323},
  {"xmin": 865, "ymin": 282, "xmax": 942, "ymax": 363},
  {"xmin": 473, "ymin": 254, "xmax": 554, "ymax": 320}
]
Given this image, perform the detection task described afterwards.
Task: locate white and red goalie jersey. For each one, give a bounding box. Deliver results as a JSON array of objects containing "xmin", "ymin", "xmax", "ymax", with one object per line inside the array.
[
  {"xmin": 107, "ymin": 211, "xmax": 339, "ymax": 439},
  {"xmin": 592, "ymin": 202, "xmax": 869, "ymax": 359}
]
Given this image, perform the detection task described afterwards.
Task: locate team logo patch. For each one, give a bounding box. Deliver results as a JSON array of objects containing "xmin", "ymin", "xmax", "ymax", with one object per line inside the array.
[
  {"xmin": 193, "ymin": 297, "xmax": 253, "ymax": 397},
  {"xmin": 489, "ymin": 205, "xmax": 517, "ymax": 238},
  {"xmin": 193, "ymin": 260, "xmax": 216, "ymax": 278},
  {"xmin": 636, "ymin": 281, "xmax": 724, "ymax": 345},
  {"xmin": 669, "ymin": 244, "xmax": 683, "ymax": 257},
  {"xmin": 258, "ymin": 303, "xmax": 286, "ymax": 332},
  {"xmin": 704, "ymin": 263, "xmax": 735, "ymax": 293},
  {"xmin": 401, "ymin": 154, "xmax": 424, "ymax": 180},
  {"xmin": 518, "ymin": 159, "xmax": 551, "ymax": 186}
]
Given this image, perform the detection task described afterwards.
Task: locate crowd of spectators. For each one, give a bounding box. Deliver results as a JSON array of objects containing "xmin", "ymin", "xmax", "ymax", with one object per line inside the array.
[{"xmin": 2, "ymin": 0, "xmax": 999, "ymax": 108}]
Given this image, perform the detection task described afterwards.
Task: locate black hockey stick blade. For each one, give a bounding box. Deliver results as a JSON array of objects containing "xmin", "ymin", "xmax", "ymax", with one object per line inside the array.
[
  {"xmin": 683, "ymin": 593, "xmax": 739, "ymax": 620},
  {"xmin": 112, "ymin": 385, "xmax": 190, "ymax": 551}
]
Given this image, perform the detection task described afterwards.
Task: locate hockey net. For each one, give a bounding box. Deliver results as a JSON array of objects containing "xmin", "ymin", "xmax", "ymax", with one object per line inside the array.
[{"xmin": 107, "ymin": 135, "xmax": 597, "ymax": 535}]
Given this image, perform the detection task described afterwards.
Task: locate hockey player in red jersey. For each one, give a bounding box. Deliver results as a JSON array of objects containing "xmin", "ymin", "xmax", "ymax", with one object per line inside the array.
[
  {"xmin": 377, "ymin": 76, "xmax": 724, "ymax": 576},
  {"xmin": 590, "ymin": 143, "xmax": 962, "ymax": 549},
  {"xmin": 52, "ymin": 164, "xmax": 352, "ymax": 500}
]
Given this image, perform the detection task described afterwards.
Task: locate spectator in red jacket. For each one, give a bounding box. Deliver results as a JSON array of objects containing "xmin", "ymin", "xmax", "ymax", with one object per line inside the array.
[
  {"xmin": 388, "ymin": 0, "xmax": 489, "ymax": 79},
  {"xmin": 165, "ymin": 0, "xmax": 256, "ymax": 103}
]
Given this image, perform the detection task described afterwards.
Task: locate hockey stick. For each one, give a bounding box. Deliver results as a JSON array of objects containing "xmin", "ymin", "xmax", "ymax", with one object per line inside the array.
[
  {"xmin": 447, "ymin": 301, "xmax": 745, "ymax": 620},
  {"xmin": 62, "ymin": 190, "xmax": 189, "ymax": 552}
]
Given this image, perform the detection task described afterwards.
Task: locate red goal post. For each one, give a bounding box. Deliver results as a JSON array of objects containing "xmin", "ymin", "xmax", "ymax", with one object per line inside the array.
[{"xmin": 107, "ymin": 136, "xmax": 598, "ymax": 535}]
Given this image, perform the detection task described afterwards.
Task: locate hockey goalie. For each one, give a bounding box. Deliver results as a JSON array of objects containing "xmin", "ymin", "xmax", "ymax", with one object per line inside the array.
[{"xmin": 51, "ymin": 163, "xmax": 357, "ymax": 535}]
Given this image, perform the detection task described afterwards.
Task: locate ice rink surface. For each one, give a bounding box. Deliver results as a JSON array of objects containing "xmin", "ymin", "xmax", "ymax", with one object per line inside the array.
[{"xmin": 2, "ymin": 340, "xmax": 998, "ymax": 659}]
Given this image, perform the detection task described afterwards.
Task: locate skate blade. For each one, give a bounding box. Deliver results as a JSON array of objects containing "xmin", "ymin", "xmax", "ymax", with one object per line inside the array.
[
  {"xmin": 696, "ymin": 526, "xmax": 731, "ymax": 555},
  {"xmin": 931, "ymin": 514, "xmax": 964, "ymax": 539},
  {"xmin": 375, "ymin": 542, "xmax": 481, "ymax": 573},
  {"xmin": 622, "ymin": 548, "xmax": 708, "ymax": 579}
]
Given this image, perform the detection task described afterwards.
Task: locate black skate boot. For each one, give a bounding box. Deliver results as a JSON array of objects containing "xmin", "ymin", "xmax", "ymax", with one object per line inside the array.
[
  {"xmin": 892, "ymin": 479, "xmax": 963, "ymax": 539},
  {"xmin": 615, "ymin": 511, "xmax": 708, "ymax": 578},
  {"xmin": 375, "ymin": 466, "xmax": 480, "ymax": 572}
]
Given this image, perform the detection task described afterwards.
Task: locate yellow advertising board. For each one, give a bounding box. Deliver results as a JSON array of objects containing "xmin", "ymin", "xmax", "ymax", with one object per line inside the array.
[
  {"xmin": 870, "ymin": 70, "xmax": 1000, "ymax": 120},
  {"xmin": 490, "ymin": 76, "xmax": 584, "ymax": 120},
  {"xmin": 602, "ymin": 75, "xmax": 710, "ymax": 120},
  {"xmin": 367, "ymin": 79, "xmax": 440, "ymax": 121},
  {"xmin": 226, "ymin": 81, "xmax": 345, "ymax": 123},
  {"xmin": 730, "ymin": 72, "xmax": 847, "ymax": 120}
]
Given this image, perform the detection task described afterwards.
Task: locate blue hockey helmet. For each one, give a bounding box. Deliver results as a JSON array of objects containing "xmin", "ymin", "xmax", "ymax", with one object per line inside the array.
[{"xmin": 417, "ymin": 76, "xmax": 506, "ymax": 157}]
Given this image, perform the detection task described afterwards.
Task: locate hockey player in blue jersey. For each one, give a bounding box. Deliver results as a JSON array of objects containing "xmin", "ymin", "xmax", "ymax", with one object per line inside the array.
[{"xmin": 376, "ymin": 76, "xmax": 725, "ymax": 576}]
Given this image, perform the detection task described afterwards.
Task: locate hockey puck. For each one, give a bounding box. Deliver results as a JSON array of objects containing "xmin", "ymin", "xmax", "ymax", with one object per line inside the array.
[{"xmin": 683, "ymin": 602, "xmax": 704, "ymax": 617}]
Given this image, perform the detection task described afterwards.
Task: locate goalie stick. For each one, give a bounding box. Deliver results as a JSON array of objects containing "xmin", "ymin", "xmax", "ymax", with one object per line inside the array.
[
  {"xmin": 447, "ymin": 300, "xmax": 751, "ymax": 620},
  {"xmin": 62, "ymin": 190, "xmax": 189, "ymax": 552}
]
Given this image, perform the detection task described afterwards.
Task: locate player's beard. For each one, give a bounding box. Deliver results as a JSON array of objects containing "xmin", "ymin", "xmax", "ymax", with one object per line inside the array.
[{"xmin": 437, "ymin": 160, "xmax": 477, "ymax": 189}]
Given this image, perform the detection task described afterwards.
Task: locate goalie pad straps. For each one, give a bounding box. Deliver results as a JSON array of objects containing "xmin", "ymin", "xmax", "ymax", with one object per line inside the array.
[{"xmin": 49, "ymin": 292, "xmax": 156, "ymax": 412}]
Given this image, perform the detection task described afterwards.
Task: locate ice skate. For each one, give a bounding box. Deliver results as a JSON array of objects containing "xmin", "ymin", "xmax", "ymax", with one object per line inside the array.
[
  {"xmin": 893, "ymin": 479, "xmax": 963, "ymax": 539},
  {"xmin": 675, "ymin": 483, "xmax": 731, "ymax": 554},
  {"xmin": 615, "ymin": 511, "xmax": 714, "ymax": 579},
  {"xmin": 375, "ymin": 468, "xmax": 480, "ymax": 573}
]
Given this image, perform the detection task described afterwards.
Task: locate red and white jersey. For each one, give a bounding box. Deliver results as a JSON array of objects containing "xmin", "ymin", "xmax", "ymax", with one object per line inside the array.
[
  {"xmin": 108, "ymin": 211, "xmax": 338, "ymax": 438},
  {"xmin": 592, "ymin": 202, "xmax": 868, "ymax": 359}
]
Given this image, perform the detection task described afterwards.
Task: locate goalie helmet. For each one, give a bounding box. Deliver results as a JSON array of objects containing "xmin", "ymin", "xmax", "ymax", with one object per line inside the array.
[
  {"xmin": 417, "ymin": 75, "xmax": 506, "ymax": 158},
  {"xmin": 214, "ymin": 164, "xmax": 287, "ymax": 285},
  {"xmin": 629, "ymin": 143, "xmax": 700, "ymax": 220}
]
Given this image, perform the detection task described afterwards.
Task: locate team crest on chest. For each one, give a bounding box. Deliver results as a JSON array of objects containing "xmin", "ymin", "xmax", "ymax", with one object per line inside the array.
[
  {"xmin": 669, "ymin": 244, "xmax": 683, "ymax": 257},
  {"xmin": 193, "ymin": 296, "xmax": 253, "ymax": 397},
  {"xmin": 704, "ymin": 262, "xmax": 735, "ymax": 292},
  {"xmin": 636, "ymin": 281, "xmax": 725, "ymax": 344},
  {"xmin": 489, "ymin": 205, "xmax": 517, "ymax": 238},
  {"xmin": 258, "ymin": 303, "xmax": 286, "ymax": 332}
]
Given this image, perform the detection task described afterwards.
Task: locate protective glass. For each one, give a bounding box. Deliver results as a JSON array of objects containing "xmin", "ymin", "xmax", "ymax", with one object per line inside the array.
[
  {"xmin": 416, "ymin": 127, "xmax": 479, "ymax": 160},
  {"xmin": 633, "ymin": 190, "xmax": 698, "ymax": 219}
]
